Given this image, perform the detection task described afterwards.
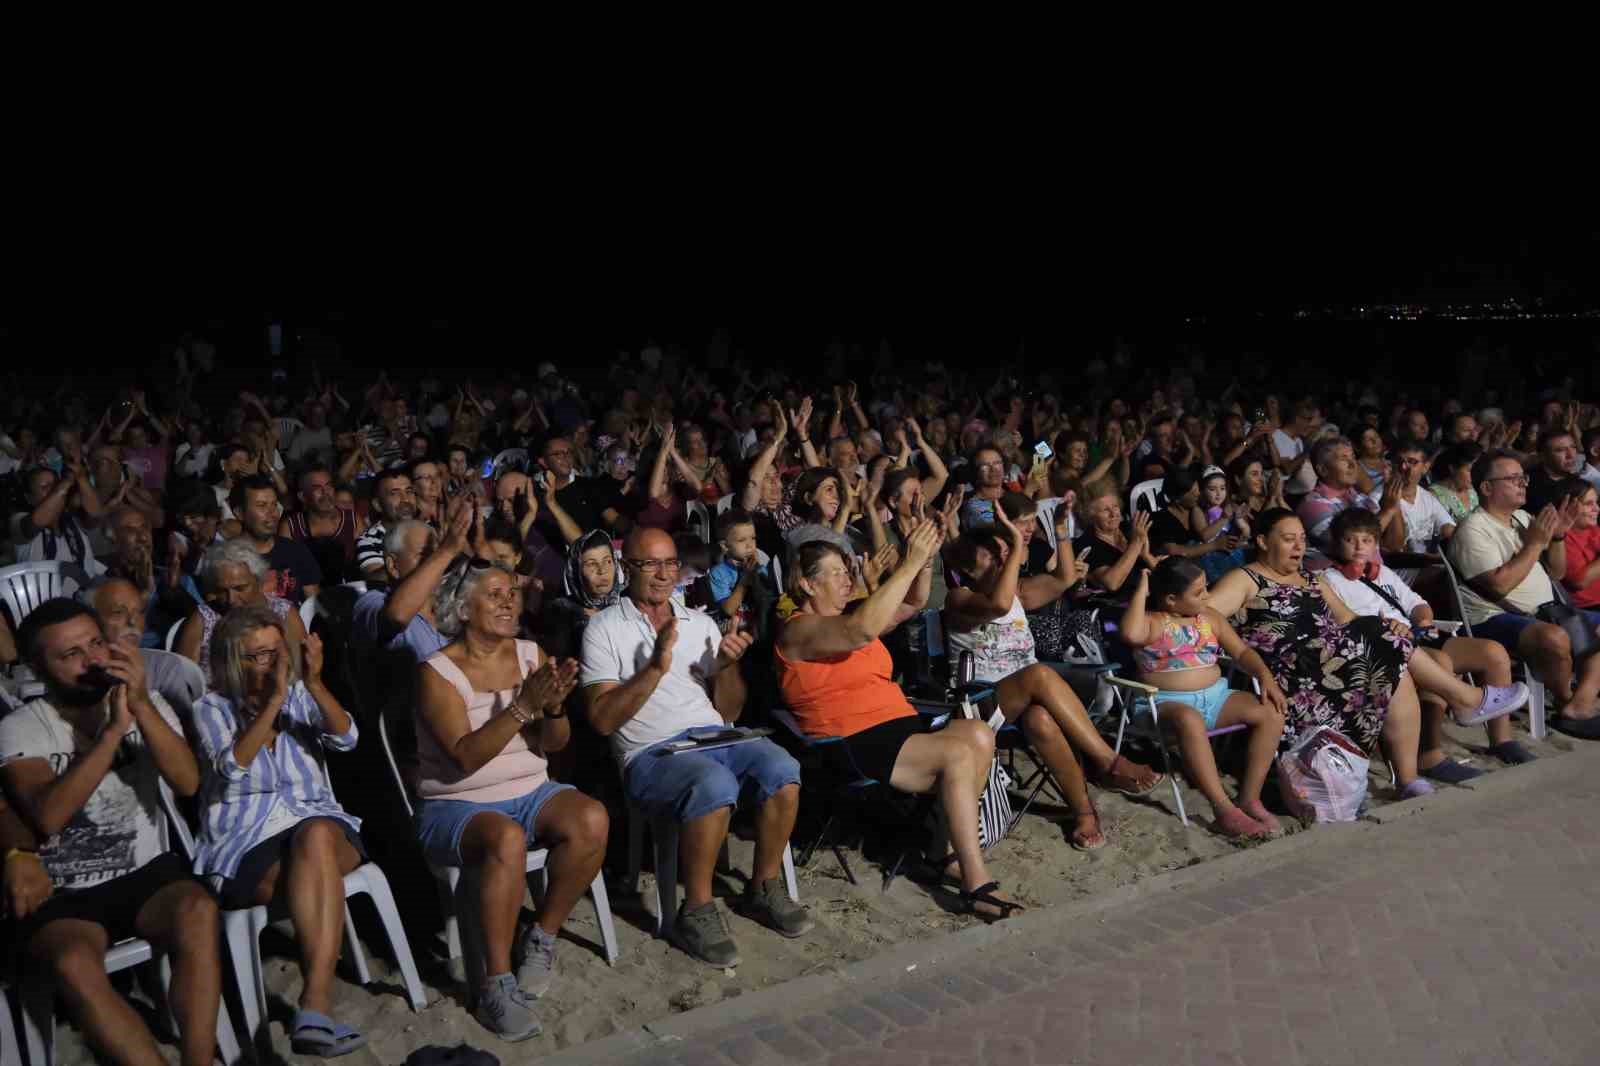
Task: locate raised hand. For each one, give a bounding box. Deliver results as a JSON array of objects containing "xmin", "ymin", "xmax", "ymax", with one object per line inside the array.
[
  {"xmin": 650, "ymin": 615, "xmax": 678, "ymax": 674},
  {"xmin": 845, "ymin": 381, "xmax": 858, "ymax": 406},
  {"xmin": 771, "ymin": 401, "xmax": 788, "ymax": 440},
  {"xmin": 994, "ymin": 502, "xmax": 1025, "ymax": 545},
  {"xmin": 904, "ymin": 517, "xmax": 944, "ymax": 570},
  {"xmin": 1131, "ymin": 509, "xmax": 1153, "ymax": 546},
  {"xmin": 303, "ymin": 634, "xmax": 326, "ymax": 684},
  {"xmin": 716, "ymin": 629, "xmax": 754, "ymax": 666},
  {"xmin": 108, "ymin": 683, "xmax": 137, "ymax": 739},
  {"xmin": 1531, "ymin": 504, "xmax": 1562, "ymax": 546},
  {"xmin": 441, "ymin": 496, "xmax": 474, "ymax": 556},
  {"xmin": 1556, "ymin": 496, "xmax": 1582, "ymax": 537}
]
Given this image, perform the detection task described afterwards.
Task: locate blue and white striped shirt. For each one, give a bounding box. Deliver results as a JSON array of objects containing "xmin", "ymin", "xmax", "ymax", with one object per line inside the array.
[{"xmin": 191, "ymin": 682, "xmax": 360, "ymax": 879}]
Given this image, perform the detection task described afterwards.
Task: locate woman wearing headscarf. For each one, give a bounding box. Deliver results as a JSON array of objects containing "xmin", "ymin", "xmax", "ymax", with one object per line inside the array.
[{"xmin": 539, "ymin": 529, "xmax": 625, "ymax": 661}]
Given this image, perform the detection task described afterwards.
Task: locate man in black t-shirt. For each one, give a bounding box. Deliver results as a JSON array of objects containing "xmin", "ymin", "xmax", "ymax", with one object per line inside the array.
[
  {"xmin": 230, "ymin": 474, "xmax": 322, "ymax": 604},
  {"xmin": 534, "ymin": 435, "xmax": 602, "ymax": 541},
  {"xmin": 1525, "ymin": 429, "xmax": 1581, "ymax": 516}
]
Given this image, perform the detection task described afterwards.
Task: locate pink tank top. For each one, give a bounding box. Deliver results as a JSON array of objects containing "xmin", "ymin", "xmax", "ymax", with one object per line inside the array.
[{"xmin": 417, "ymin": 640, "xmax": 550, "ymax": 803}]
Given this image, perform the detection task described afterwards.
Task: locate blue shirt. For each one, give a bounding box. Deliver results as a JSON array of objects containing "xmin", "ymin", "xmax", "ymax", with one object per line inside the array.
[
  {"xmin": 708, "ymin": 560, "xmax": 742, "ymax": 606},
  {"xmin": 191, "ymin": 683, "xmax": 359, "ymax": 879}
]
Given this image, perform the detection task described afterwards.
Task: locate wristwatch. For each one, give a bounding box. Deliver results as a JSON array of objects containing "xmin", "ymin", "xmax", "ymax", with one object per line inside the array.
[
  {"xmin": 1553, "ymin": 535, "xmax": 1568, "ymax": 543},
  {"xmin": 544, "ymin": 708, "xmax": 568, "ymax": 720}
]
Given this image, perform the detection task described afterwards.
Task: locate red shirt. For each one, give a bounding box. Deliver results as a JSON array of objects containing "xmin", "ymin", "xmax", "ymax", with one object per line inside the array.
[{"xmin": 1562, "ymin": 525, "xmax": 1600, "ymax": 608}]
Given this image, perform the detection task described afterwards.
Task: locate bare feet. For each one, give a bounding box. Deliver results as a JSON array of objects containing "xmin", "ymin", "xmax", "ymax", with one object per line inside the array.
[
  {"xmin": 1238, "ymin": 798, "xmax": 1283, "ymax": 835},
  {"xmin": 1214, "ymin": 806, "xmax": 1271, "ymax": 840}
]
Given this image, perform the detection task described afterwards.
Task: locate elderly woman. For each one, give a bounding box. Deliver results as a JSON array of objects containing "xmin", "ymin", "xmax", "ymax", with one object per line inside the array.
[
  {"xmin": 541, "ymin": 529, "xmax": 624, "ymax": 660},
  {"xmin": 415, "ymin": 562, "xmax": 609, "ymax": 1042},
  {"xmin": 1072, "ymin": 478, "xmax": 1160, "ymax": 597},
  {"xmin": 175, "ymin": 538, "xmax": 305, "ymax": 676},
  {"xmin": 946, "ymin": 509, "xmax": 1162, "ymax": 849},
  {"xmin": 1208, "ymin": 509, "xmax": 1434, "ymax": 797},
  {"xmin": 775, "ymin": 523, "xmax": 1022, "ymax": 918},
  {"xmin": 190, "ymin": 609, "xmax": 367, "ymax": 1056}
]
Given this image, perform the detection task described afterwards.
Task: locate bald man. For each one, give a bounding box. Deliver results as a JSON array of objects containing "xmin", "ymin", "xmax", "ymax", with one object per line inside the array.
[
  {"xmin": 89, "ymin": 576, "xmax": 206, "ymax": 725},
  {"xmin": 582, "ymin": 528, "xmax": 810, "ymax": 966}
]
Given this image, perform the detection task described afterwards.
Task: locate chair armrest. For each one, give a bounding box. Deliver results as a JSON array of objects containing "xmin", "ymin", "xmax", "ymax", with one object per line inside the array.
[
  {"xmin": 771, "ymin": 706, "xmax": 842, "ymax": 746},
  {"xmin": 1433, "ymin": 620, "xmax": 1463, "ymax": 634},
  {"xmin": 1105, "ymin": 676, "xmax": 1158, "ymax": 695}
]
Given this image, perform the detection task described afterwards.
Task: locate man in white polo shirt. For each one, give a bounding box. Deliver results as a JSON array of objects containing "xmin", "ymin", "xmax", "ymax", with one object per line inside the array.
[{"xmin": 582, "ymin": 527, "xmax": 810, "ymax": 967}]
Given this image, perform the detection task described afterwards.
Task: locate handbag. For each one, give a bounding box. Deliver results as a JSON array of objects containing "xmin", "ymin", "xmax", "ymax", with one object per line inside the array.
[
  {"xmin": 958, "ymin": 696, "xmax": 1015, "ymax": 851},
  {"xmin": 1536, "ymin": 580, "xmax": 1598, "ymax": 659}
]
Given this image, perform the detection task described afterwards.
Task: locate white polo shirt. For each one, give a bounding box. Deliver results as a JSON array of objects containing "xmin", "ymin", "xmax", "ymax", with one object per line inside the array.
[{"xmin": 580, "ymin": 596, "xmax": 725, "ymax": 767}]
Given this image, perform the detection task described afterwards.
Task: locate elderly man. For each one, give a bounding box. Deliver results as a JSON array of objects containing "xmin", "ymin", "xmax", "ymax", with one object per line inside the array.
[
  {"xmin": 1448, "ymin": 449, "xmax": 1600, "ymax": 739},
  {"xmin": 583, "ymin": 527, "xmax": 809, "ymax": 966},
  {"xmin": 353, "ymin": 469, "xmax": 419, "ymax": 584},
  {"xmin": 1296, "ymin": 436, "xmax": 1406, "ymax": 556},
  {"xmin": 99, "ymin": 506, "xmax": 192, "ymax": 648},
  {"xmin": 230, "ymin": 474, "xmax": 321, "ymax": 605},
  {"xmin": 0, "ymin": 599, "xmax": 221, "ymax": 1066},
  {"xmin": 89, "ymin": 575, "xmax": 207, "ymax": 724},
  {"xmin": 280, "ymin": 464, "xmax": 359, "ymax": 586}
]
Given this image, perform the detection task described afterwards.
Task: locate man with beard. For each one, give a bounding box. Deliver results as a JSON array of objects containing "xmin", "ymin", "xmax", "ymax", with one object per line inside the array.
[
  {"xmin": 90, "ymin": 576, "xmax": 208, "ymax": 725},
  {"xmin": 99, "ymin": 506, "xmax": 193, "ymax": 649},
  {"xmin": 0, "ymin": 599, "xmax": 222, "ymax": 1066},
  {"xmin": 280, "ymin": 464, "xmax": 359, "ymax": 586},
  {"xmin": 354, "ymin": 469, "xmax": 418, "ymax": 585},
  {"xmin": 230, "ymin": 474, "xmax": 321, "ymax": 605}
]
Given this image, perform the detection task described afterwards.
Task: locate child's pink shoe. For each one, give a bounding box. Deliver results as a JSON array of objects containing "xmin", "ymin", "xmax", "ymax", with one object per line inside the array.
[{"xmin": 1215, "ymin": 806, "xmax": 1271, "ymax": 839}]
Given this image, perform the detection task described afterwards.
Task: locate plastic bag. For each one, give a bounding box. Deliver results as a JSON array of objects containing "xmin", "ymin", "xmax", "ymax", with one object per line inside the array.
[{"xmin": 1275, "ymin": 726, "xmax": 1369, "ymax": 823}]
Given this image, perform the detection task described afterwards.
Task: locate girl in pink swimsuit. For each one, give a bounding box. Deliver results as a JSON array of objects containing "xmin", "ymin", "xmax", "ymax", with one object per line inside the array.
[{"xmin": 1119, "ymin": 558, "xmax": 1289, "ymax": 839}]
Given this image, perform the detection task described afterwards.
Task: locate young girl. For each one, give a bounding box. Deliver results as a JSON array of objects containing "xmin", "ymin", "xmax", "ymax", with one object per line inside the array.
[
  {"xmin": 1194, "ymin": 471, "xmax": 1250, "ymax": 584},
  {"xmin": 1120, "ymin": 558, "xmax": 1287, "ymax": 839}
]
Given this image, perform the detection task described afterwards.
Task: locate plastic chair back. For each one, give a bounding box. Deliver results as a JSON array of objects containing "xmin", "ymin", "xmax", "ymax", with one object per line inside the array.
[
  {"xmin": 1129, "ymin": 478, "xmax": 1164, "ymax": 516},
  {"xmin": 491, "ymin": 449, "xmax": 528, "ymax": 479},
  {"xmin": 0, "ymin": 561, "xmax": 84, "ymax": 628}
]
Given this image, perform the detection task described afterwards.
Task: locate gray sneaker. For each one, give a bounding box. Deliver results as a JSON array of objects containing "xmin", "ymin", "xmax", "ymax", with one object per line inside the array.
[
  {"xmin": 671, "ymin": 901, "xmax": 742, "ymax": 967},
  {"xmin": 474, "ymin": 972, "xmax": 541, "ymax": 1042},
  {"xmin": 740, "ymin": 877, "xmax": 814, "ymax": 938},
  {"xmin": 516, "ymin": 924, "xmax": 557, "ymax": 999}
]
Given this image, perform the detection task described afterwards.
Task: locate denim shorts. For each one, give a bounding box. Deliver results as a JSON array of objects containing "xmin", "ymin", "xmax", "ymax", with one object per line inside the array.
[
  {"xmin": 1154, "ymin": 676, "xmax": 1234, "ymax": 730},
  {"xmin": 1473, "ymin": 610, "xmax": 1600, "ymax": 656},
  {"xmin": 415, "ymin": 779, "xmax": 576, "ymax": 867},
  {"xmin": 624, "ymin": 731, "xmax": 801, "ymax": 823}
]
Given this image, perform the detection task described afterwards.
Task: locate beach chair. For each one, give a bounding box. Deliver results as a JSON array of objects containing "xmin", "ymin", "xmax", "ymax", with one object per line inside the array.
[{"xmin": 1100, "ymin": 676, "xmax": 1249, "ymax": 828}]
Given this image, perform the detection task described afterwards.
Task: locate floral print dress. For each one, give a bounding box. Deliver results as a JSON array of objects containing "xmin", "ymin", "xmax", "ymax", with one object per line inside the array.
[{"xmin": 1233, "ymin": 568, "xmax": 1414, "ymax": 754}]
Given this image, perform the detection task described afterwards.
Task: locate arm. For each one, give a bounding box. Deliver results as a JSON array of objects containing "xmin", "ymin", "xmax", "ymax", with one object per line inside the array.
[
  {"xmin": 945, "ymin": 512, "xmax": 1026, "ymax": 624},
  {"xmin": 1118, "ymin": 568, "xmax": 1155, "ymax": 646},
  {"xmin": 1206, "ymin": 608, "xmax": 1288, "ymax": 713},
  {"xmin": 416, "ymin": 661, "xmax": 529, "ymax": 776},
  {"xmin": 24, "ymin": 469, "xmax": 78, "ymax": 537},
  {"xmin": 105, "ymin": 647, "xmax": 200, "ymax": 797},
  {"xmin": 908, "ymin": 420, "xmax": 949, "ymax": 499},
  {"xmin": 585, "ymin": 615, "xmax": 677, "ymax": 736},
  {"xmin": 542, "ymin": 479, "xmax": 585, "ymax": 545},
  {"xmin": 1088, "ymin": 513, "xmax": 1150, "ymax": 593},
  {"xmin": 646, "ymin": 427, "xmax": 676, "ymax": 503},
  {"xmin": 741, "ymin": 426, "xmax": 786, "ymax": 512},
  {"xmin": 300, "ymin": 634, "xmax": 355, "ymax": 745},
  {"xmin": 846, "ymin": 382, "xmax": 869, "ymax": 432},
  {"xmin": 667, "ymin": 446, "xmax": 704, "ymax": 496},
  {"xmin": 1, "ymin": 699, "xmax": 134, "ymax": 837},
  {"xmin": 1314, "ymin": 573, "xmax": 1359, "ymax": 624},
  {"xmin": 384, "ymin": 500, "xmax": 472, "ymax": 630},
  {"xmin": 776, "ymin": 519, "xmax": 943, "ymax": 660}
]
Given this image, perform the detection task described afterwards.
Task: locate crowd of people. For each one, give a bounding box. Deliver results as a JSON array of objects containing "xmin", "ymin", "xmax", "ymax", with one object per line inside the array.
[{"xmin": 1, "ymin": 337, "xmax": 1597, "ymax": 1060}]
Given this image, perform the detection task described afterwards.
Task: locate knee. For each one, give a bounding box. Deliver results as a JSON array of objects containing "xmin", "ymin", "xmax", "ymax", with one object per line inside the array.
[
  {"xmin": 1532, "ymin": 624, "xmax": 1571, "ymax": 658},
  {"xmin": 488, "ymin": 819, "xmax": 529, "ymax": 865},
  {"xmin": 680, "ymin": 767, "xmax": 741, "ymax": 819},
  {"xmin": 1019, "ymin": 703, "xmax": 1058, "ymax": 740},
  {"xmin": 47, "ymin": 939, "xmax": 108, "ymax": 988},
  {"xmin": 293, "ymin": 818, "xmax": 341, "ymax": 857},
  {"xmin": 172, "ymin": 888, "xmax": 219, "ymax": 947},
  {"xmin": 1258, "ymin": 703, "xmax": 1285, "ymax": 735},
  {"xmin": 569, "ymin": 797, "xmax": 611, "ymax": 852},
  {"xmin": 759, "ymin": 748, "xmax": 802, "ymax": 795}
]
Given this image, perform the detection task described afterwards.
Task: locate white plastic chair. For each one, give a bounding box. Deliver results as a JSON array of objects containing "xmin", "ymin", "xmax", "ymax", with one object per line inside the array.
[
  {"xmin": 160, "ymin": 768, "xmax": 428, "ymax": 1054},
  {"xmin": 377, "ymin": 715, "xmax": 618, "ymax": 1000},
  {"xmin": 715, "ymin": 494, "xmax": 736, "ymax": 516},
  {"xmin": 1034, "ymin": 497, "xmax": 1061, "ymax": 552},
  {"xmin": 0, "ymin": 561, "xmax": 85, "ymax": 628},
  {"xmin": 164, "ymin": 617, "xmax": 184, "ymax": 652},
  {"xmin": 1129, "ymin": 478, "xmax": 1164, "ymax": 516},
  {"xmin": 1, "ymin": 979, "xmax": 21, "ymax": 1065},
  {"xmin": 490, "ymin": 449, "xmax": 528, "ymax": 480},
  {"xmin": 685, "ymin": 501, "xmax": 712, "ymax": 544},
  {"xmin": 299, "ymin": 592, "xmax": 318, "ymax": 633}
]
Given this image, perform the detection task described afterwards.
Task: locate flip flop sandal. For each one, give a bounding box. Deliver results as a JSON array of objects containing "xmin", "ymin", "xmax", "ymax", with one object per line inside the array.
[
  {"xmin": 1551, "ymin": 715, "xmax": 1600, "ymax": 740},
  {"xmin": 959, "ymin": 881, "xmax": 1025, "ymax": 922},
  {"xmin": 1068, "ymin": 793, "xmax": 1107, "ymax": 851},
  {"xmin": 291, "ymin": 1009, "xmax": 369, "ymax": 1058},
  {"xmin": 1102, "ymin": 754, "xmax": 1164, "ymax": 797}
]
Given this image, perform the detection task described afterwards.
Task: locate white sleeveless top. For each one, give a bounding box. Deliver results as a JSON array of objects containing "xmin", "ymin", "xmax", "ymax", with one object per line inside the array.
[
  {"xmin": 946, "ymin": 594, "xmax": 1038, "ymax": 684},
  {"xmin": 417, "ymin": 640, "xmax": 550, "ymax": 803}
]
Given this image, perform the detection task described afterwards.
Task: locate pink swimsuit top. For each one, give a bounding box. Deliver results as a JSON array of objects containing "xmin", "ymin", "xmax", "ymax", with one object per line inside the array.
[{"xmin": 1135, "ymin": 614, "xmax": 1222, "ymax": 674}]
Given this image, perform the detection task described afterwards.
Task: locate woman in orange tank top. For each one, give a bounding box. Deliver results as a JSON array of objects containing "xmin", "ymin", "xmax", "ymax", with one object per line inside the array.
[{"xmin": 775, "ymin": 521, "xmax": 1021, "ymax": 921}]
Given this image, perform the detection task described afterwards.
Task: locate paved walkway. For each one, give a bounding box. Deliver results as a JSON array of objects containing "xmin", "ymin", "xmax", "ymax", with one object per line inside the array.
[{"xmin": 560, "ymin": 746, "xmax": 1600, "ymax": 1066}]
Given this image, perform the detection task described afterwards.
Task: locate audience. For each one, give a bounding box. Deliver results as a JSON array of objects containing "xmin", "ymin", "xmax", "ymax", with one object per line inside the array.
[{"xmin": 5, "ymin": 340, "xmax": 1600, "ymax": 1058}]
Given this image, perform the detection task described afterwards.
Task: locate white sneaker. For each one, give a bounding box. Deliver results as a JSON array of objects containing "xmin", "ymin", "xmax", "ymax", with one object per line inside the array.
[{"xmin": 1455, "ymin": 682, "xmax": 1529, "ymax": 726}]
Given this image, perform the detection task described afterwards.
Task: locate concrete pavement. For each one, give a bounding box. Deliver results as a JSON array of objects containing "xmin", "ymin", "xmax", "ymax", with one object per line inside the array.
[{"xmin": 550, "ymin": 743, "xmax": 1600, "ymax": 1066}]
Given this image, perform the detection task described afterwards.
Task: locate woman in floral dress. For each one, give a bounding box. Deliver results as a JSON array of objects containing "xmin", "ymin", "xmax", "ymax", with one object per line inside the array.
[{"xmin": 1209, "ymin": 509, "xmax": 1433, "ymax": 797}]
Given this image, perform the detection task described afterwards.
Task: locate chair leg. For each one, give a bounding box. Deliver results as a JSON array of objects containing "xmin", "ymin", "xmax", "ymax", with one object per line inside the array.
[
  {"xmin": 781, "ymin": 843, "xmax": 799, "ymax": 903},
  {"xmin": 341, "ymin": 904, "xmax": 372, "ymax": 986},
  {"xmin": 832, "ymin": 844, "xmax": 858, "ymax": 886},
  {"xmin": 624, "ymin": 804, "xmax": 645, "ymax": 895},
  {"xmin": 798, "ymin": 812, "xmax": 835, "ymax": 869},
  {"xmin": 653, "ymin": 819, "xmax": 679, "ymax": 939},
  {"xmin": 1149, "ymin": 702, "xmax": 1188, "ymax": 827},
  {"xmin": 354, "ymin": 869, "xmax": 429, "ymax": 1013},
  {"xmin": 588, "ymin": 873, "xmax": 621, "ymax": 965},
  {"xmin": 1528, "ymin": 676, "xmax": 1547, "ymax": 740},
  {"xmin": 224, "ymin": 909, "xmax": 264, "ymax": 1052},
  {"xmin": 0, "ymin": 986, "xmax": 19, "ymax": 1066}
]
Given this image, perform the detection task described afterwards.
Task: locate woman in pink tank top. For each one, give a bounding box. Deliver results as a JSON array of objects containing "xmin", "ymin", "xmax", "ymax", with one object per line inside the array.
[{"xmin": 413, "ymin": 560, "xmax": 610, "ymax": 1041}]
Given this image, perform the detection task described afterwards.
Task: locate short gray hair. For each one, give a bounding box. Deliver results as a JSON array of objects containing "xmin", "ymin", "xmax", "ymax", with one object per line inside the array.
[
  {"xmin": 199, "ymin": 539, "xmax": 268, "ymax": 590},
  {"xmin": 210, "ymin": 604, "xmax": 300, "ymax": 703},
  {"xmin": 1311, "ymin": 435, "xmax": 1354, "ymax": 475},
  {"xmin": 384, "ymin": 519, "xmax": 432, "ymax": 558},
  {"xmin": 432, "ymin": 560, "xmax": 517, "ymax": 638}
]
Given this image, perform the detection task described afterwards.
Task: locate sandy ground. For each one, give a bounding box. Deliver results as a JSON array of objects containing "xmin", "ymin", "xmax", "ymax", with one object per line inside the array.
[{"xmin": 48, "ymin": 713, "xmax": 1575, "ymax": 1065}]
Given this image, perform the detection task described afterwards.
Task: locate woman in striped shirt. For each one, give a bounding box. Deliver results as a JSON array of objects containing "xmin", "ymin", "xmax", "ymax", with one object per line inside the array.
[{"xmin": 191, "ymin": 606, "xmax": 368, "ymax": 1057}]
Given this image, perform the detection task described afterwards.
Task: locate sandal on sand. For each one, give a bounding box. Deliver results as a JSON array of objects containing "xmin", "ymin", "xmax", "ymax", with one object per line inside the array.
[
  {"xmin": 1101, "ymin": 754, "xmax": 1163, "ymax": 797},
  {"xmin": 291, "ymin": 1010, "xmax": 368, "ymax": 1058},
  {"xmin": 1215, "ymin": 806, "xmax": 1270, "ymax": 840},
  {"xmin": 960, "ymin": 881, "xmax": 1025, "ymax": 921},
  {"xmin": 1069, "ymin": 795, "xmax": 1107, "ymax": 851}
]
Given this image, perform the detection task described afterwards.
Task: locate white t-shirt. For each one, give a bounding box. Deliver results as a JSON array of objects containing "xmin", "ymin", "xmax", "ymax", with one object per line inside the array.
[
  {"xmin": 1398, "ymin": 488, "xmax": 1455, "ymax": 553},
  {"xmin": 580, "ymin": 597, "xmax": 725, "ymax": 767},
  {"xmin": 1323, "ymin": 564, "xmax": 1425, "ymax": 625},
  {"xmin": 1448, "ymin": 508, "xmax": 1553, "ymax": 625},
  {"xmin": 1273, "ymin": 431, "xmax": 1317, "ymax": 495},
  {"xmin": 174, "ymin": 443, "xmax": 215, "ymax": 479},
  {"xmin": 0, "ymin": 693, "xmax": 182, "ymax": 890}
]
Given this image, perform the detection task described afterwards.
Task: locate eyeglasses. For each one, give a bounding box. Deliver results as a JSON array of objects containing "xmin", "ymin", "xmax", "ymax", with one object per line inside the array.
[
  {"xmin": 977, "ymin": 461, "xmax": 1005, "ymax": 470},
  {"xmin": 625, "ymin": 558, "xmax": 682, "ymax": 574},
  {"xmin": 241, "ymin": 649, "xmax": 280, "ymax": 667},
  {"xmin": 545, "ymin": 449, "xmax": 572, "ymax": 459},
  {"xmin": 1484, "ymin": 475, "xmax": 1530, "ymax": 487}
]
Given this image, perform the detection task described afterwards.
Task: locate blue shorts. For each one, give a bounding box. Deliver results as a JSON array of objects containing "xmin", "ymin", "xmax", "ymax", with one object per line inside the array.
[
  {"xmin": 1153, "ymin": 676, "xmax": 1234, "ymax": 730},
  {"xmin": 414, "ymin": 780, "xmax": 576, "ymax": 867},
  {"xmin": 624, "ymin": 731, "xmax": 801, "ymax": 823},
  {"xmin": 1472, "ymin": 610, "xmax": 1600, "ymax": 656}
]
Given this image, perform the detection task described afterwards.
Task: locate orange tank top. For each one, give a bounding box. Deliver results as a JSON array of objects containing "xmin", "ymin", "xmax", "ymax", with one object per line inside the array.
[{"xmin": 774, "ymin": 636, "xmax": 916, "ymax": 739}]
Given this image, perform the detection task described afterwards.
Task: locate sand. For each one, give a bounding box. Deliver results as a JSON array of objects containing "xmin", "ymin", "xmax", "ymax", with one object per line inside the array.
[{"xmin": 46, "ymin": 715, "xmax": 1573, "ymax": 1064}]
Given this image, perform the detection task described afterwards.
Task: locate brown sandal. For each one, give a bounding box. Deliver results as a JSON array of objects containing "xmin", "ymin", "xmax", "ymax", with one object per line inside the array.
[
  {"xmin": 1068, "ymin": 792, "xmax": 1107, "ymax": 850},
  {"xmin": 1102, "ymin": 754, "xmax": 1164, "ymax": 797}
]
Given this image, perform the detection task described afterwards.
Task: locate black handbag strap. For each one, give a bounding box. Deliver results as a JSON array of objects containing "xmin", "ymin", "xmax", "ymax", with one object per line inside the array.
[{"xmin": 1359, "ymin": 575, "xmax": 1413, "ymax": 620}]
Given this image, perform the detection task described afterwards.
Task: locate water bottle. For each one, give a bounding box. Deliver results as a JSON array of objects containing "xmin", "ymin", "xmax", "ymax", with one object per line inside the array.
[{"xmin": 957, "ymin": 650, "xmax": 975, "ymax": 689}]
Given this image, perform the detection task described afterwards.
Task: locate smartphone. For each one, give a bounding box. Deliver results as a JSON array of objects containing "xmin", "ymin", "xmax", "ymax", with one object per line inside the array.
[
  {"xmin": 480, "ymin": 457, "xmax": 494, "ymax": 478},
  {"xmin": 1034, "ymin": 441, "xmax": 1053, "ymax": 460}
]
